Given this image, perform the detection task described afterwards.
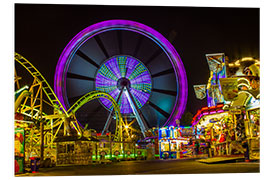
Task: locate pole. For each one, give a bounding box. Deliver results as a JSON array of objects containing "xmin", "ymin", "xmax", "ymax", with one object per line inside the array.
[
  {"xmin": 102, "ymin": 89, "xmax": 124, "ymax": 135},
  {"xmin": 109, "ymin": 132, "xmax": 112, "ymax": 159},
  {"xmin": 40, "ymin": 121, "xmax": 44, "ymax": 161}
]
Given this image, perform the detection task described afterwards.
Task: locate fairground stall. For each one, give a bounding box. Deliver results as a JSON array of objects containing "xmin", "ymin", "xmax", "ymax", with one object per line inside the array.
[
  {"xmin": 192, "ymin": 105, "xmax": 245, "ymax": 157},
  {"xmin": 220, "ymin": 57, "xmax": 260, "ymax": 160},
  {"xmin": 137, "ymin": 127, "xmax": 159, "ymax": 160},
  {"xmin": 92, "ymin": 133, "xmax": 147, "ymax": 162},
  {"xmin": 159, "ymin": 126, "xmax": 191, "ymax": 159},
  {"xmin": 193, "ymin": 54, "xmax": 260, "ymax": 160},
  {"xmin": 54, "ymin": 136, "xmax": 95, "ymax": 166}
]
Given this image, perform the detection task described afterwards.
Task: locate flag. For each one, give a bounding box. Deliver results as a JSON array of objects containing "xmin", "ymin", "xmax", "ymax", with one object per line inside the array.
[
  {"xmin": 219, "ymin": 78, "xmax": 238, "ymax": 101},
  {"xmin": 193, "ymin": 85, "xmax": 206, "ymax": 100}
]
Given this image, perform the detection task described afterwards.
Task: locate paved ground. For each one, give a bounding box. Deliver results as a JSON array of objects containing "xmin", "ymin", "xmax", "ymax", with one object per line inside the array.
[{"xmin": 16, "ymin": 158, "xmax": 259, "ymax": 176}]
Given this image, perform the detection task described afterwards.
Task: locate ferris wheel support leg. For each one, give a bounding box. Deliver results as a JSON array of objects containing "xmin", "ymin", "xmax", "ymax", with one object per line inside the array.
[
  {"xmin": 102, "ymin": 89, "xmax": 124, "ymax": 135},
  {"xmin": 125, "ymin": 87, "xmax": 148, "ymax": 137},
  {"xmin": 102, "ymin": 111, "xmax": 114, "ymax": 135}
]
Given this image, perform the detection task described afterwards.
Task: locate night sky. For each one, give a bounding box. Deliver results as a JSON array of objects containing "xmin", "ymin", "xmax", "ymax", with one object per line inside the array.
[{"xmin": 15, "ymin": 4, "xmax": 259, "ymax": 126}]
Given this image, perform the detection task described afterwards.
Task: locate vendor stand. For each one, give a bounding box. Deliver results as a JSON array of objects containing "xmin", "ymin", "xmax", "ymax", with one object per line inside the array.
[
  {"xmin": 192, "ymin": 105, "xmax": 245, "ymax": 157},
  {"xmin": 159, "ymin": 126, "xmax": 190, "ymax": 159},
  {"xmin": 15, "ymin": 128, "xmax": 25, "ymax": 174},
  {"xmin": 245, "ymin": 98, "xmax": 260, "ymax": 160},
  {"xmin": 54, "ymin": 136, "xmax": 96, "ymax": 166}
]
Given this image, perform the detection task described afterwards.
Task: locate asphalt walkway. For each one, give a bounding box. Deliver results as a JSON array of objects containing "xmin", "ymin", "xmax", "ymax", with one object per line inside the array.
[
  {"xmin": 197, "ymin": 156, "xmax": 245, "ymax": 164},
  {"xmin": 15, "ymin": 157, "xmax": 259, "ymax": 176}
]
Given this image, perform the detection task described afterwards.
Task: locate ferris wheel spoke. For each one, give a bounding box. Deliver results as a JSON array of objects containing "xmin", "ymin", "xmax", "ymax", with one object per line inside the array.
[
  {"xmin": 145, "ymin": 48, "xmax": 163, "ymax": 66},
  {"xmin": 96, "ymin": 65, "xmax": 119, "ymax": 82},
  {"xmin": 68, "ymin": 95, "xmax": 83, "ymax": 104},
  {"xmin": 133, "ymin": 35, "xmax": 144, "ymax": 57},
  {"xmin": 140, "ymin": 111, "xmax": 149, "ymax": 127},
  {"xmin": 130, "ymin": 88, "xmax": 150, "ymax": 106},
  {"xmin": 91, "ymin": 104, "xmax": 104, "ymax": 113},
  {"xmin": 152, "ymin": 88, "xmax": 177, "ymax": 96},
  {"xmin": 125, "ymin": 57, "xmax": 140, "ymax": 79},
  {"xmin": 76, "ymin": 49, "xmax": 100, "ymax": 69},
  {"xmin": 106, "ymin": 57, "xmax": 122, "ymax": 79},
  {"xmin": 148, "ymin": 101, "xmax": 170, "ymax": 119},
  {"xmin": 67, "ymin": 72, "xmax": 95, "ymax": 81},
  {"xmin": 151, "ymin": 68, "xmax": 174, "ymax": 78},
  {"xmin": 94, "ymin": 35, "xmax": 109, "ymax": 59},
  {"xmin": 117, "ymin": 31, "xmax": 123, "ymax": 54}
]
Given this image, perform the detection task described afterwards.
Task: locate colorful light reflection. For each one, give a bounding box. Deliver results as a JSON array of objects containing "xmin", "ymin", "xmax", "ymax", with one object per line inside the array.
[{"xmin": 96, "ymin": 55, "xmax": 151, "ymax": 114}]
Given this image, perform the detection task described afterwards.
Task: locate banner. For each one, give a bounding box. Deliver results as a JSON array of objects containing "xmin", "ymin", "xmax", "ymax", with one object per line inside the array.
[
  {"xmin": 207, "ymin": 84, "xmax": 224, "ymax": 106},
  {"xmin": 219, "ymin": 78, "xmax": 238, "ymax": 101},
  {"xmin": 206, "ymin": 53, "xmax": 226, "ymax": 76},
  {"xmin": 15, "ymin": 128, "xmax": 24, "ymax": 157},
  {"xmin": 193, "ymin": 85, "xmax": 206, "ymax": 100}
]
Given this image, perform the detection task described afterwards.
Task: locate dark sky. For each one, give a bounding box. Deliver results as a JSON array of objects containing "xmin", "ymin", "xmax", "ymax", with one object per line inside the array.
[{"xmin": 15, "ymin": 4, "xmax": 259, "ymax": 116}]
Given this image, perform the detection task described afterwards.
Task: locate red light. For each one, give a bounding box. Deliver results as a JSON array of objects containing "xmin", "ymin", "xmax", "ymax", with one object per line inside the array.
[
  {"xmin": 201, "ymin": 107, "xmax": 208, "ymax": 111},
  {"xmin": 217, "ymin": 104, "xmax": 223, "ymax": 108}
]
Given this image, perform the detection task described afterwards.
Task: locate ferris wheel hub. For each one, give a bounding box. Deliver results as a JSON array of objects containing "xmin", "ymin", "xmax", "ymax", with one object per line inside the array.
[{"xmin": 117, "ymin": 77, "xmax": 131, "ymax": 90}]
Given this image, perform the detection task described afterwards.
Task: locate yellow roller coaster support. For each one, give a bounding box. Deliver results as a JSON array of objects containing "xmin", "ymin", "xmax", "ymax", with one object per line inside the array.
[{"xmin": 15, "ymin": 52, "xmax": 68, "ymax": 116}]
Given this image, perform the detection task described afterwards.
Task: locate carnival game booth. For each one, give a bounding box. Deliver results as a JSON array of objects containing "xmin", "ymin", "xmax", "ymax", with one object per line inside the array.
[
  {"xmin": 192, "ymin": 104, "xmax": 246, "ymax": 157},
  {"xmin": 159, "ymin": 126, "xmax": 191, "ymax": 159}
]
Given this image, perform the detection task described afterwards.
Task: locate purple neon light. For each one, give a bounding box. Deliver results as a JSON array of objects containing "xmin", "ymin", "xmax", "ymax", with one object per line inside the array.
[
  {"xmin": 125, "ymin": 57, "xmax": 139, "ymax": 78},
  {"xmin": 130, "ymin": 88, "xmax": 150, "ymax": 107},
  {"xmin": 217, "ymin": 110, "xmax": 224, "ymax": 113},
  {"xmin": 96, "ymin": 55, "xmax": 151, "ymax": 114},
  {"xmin": 105, "ymin": 57, "xmax": 122, "ymax": 79},
  {"xmin": 54, "ymin": 20, "xmax": 187, "ymax": 125}
]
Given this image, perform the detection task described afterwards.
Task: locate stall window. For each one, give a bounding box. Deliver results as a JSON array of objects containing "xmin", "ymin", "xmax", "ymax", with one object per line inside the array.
[{"xmin": 161, "ymin": 142, "xmax": 170, "ymax": 152}]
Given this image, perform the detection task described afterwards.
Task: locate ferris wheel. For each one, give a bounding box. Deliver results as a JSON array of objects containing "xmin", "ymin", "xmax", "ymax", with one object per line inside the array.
[{"xmin": 54, "ymin": 20, "xmax": 188, "ymax": 136}]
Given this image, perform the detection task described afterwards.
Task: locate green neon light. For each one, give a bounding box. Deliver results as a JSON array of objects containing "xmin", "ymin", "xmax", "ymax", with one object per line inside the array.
[{"xmin": 91, "ymin": 152, "xmax": 146, "ymax": 160}]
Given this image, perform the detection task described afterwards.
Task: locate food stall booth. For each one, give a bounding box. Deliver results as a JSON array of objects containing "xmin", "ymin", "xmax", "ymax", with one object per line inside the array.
[
  {"xmin": 192, "ymin": 104, "xmax": 246, "ymax": 157},
  {"xmin": 159, "ymin": 126, "xmax": 191, "ymax": 159}
]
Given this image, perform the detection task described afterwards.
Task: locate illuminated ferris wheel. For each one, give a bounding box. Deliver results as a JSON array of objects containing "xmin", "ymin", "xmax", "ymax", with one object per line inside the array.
[{"xmin": 54, "ymin": 20, "xmax": 188, "ymax": 136}]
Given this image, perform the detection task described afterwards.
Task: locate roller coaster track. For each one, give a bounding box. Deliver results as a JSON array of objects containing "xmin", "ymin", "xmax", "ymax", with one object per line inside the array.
[
  {"xmin": 15, "ymin": 52, "xmax": 68, "ymax": 116},
  {"xmin": 67, "ymin": 91, "xmax": 124, "ymax": 141},
  {"xmin": 15, "ymin": 53, "xmax": 125, "ymax": 142}
]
